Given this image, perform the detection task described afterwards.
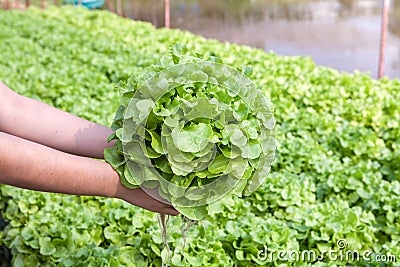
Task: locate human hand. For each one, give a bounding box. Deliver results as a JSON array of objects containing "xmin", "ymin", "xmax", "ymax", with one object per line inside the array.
[{"xmin": 114, "ymin": 184, "xmax": 179, "ymax": 216}]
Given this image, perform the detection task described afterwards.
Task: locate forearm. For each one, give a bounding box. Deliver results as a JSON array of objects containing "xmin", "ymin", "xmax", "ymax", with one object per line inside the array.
[
  {"xmin": 0, "ymin": 131, "xmax": 119, "ymax": 198},
  {"xmin": 0, "ymin": 131, "xmax": 178, "ymax": 215},
  {"xmin": 0, "ymin": 81, "xmax": 113, "ymax": 159}
]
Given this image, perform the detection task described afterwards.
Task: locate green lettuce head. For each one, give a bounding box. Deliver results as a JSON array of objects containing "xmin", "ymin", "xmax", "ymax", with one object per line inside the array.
[{"xmin": 105, "ymin": 44, "xmax": 276, "ymax": 220}]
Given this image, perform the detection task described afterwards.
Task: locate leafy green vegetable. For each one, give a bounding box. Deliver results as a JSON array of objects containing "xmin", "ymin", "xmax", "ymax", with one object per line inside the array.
[{"xmin": 105, "ymin": 44, "xmax": 276, "ymax": 220}]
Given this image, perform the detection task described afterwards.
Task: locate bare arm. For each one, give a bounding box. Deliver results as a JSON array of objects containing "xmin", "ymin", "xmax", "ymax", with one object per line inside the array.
[
  {"xmin": 0, "ymin": 132, "xmax": 178, "ymax": 215},
  {"xmin": 0, "ymin": 81, "xmax": 178, "ymax": 215},
  {"xmin": 0, "ymin": 81, "xmax": 112, "ymax": 159}
]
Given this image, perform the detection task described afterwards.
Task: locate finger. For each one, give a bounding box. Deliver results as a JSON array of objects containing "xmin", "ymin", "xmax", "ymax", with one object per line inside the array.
[
  {"xmin": 164, "ymin": 207, "xmax": 180, "ymax": 216},
  {"xmin": 141, "ymin": 187, "xmax": 172, "ymax": 205}
]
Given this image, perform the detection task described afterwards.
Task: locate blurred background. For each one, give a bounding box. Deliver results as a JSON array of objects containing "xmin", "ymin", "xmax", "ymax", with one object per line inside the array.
[
  {"xmin": 122, "ymin": 0, "xmax": 400, "ymax": 79},
  {"xmin": 2, "ymin": 0, "xmax": 400, "ymax": 79}
]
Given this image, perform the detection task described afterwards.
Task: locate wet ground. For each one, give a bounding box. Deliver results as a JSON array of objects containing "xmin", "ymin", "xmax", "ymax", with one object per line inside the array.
[{"xmin": 120, "ymin": 0, "xmax": 400, "ymax": 80}]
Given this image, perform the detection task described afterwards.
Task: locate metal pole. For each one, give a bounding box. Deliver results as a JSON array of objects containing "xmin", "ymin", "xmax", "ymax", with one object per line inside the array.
[
  {"xmin": 165, "ymin": 0, "xmax": 170, "ymax": 28},
  {"xmin": 105, "ymin": 0, "xmax": 115, "ymax": 13},
  {"xmin": 117, "ymin": 0, "xmax": 122, "ymax": 16},
  {"xmin": 378, "ymin": 0, "xmax": 390, "ymax": 79}
]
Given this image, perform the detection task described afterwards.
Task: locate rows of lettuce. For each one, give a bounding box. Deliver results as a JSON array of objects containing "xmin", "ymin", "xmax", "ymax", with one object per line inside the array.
[{"xmin": 0, "ymin": 7, "xmax": 399, "ymax": 267}]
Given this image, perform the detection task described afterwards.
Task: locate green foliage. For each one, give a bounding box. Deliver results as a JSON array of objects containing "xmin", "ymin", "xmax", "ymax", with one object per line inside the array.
[
  {"xmin": 104, "ymin": 44, "xmax": 276, "ymax": 220},
  {"xmin": 0, "ymin": 6, "xmax": 399, "ymax": 267}
]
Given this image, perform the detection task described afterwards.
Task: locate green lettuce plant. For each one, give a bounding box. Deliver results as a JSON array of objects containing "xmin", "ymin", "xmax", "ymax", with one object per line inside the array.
[{"xmin": 105, "ymin": 44, "xmax": 276, "ymax": 220}]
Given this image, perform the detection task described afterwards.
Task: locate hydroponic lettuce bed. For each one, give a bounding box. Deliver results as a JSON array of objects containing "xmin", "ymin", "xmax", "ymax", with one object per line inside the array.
[{"xmin": 0, "ymin": 6, "xmax": 399, "ymax": 267}]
